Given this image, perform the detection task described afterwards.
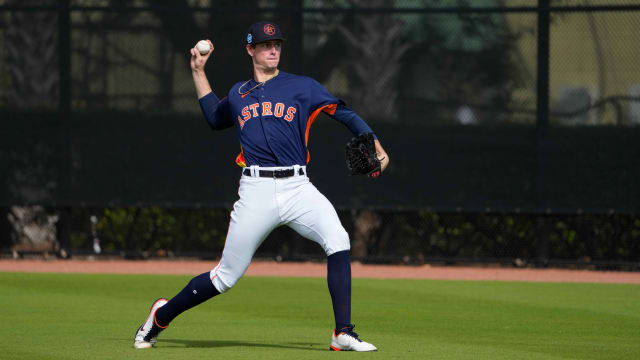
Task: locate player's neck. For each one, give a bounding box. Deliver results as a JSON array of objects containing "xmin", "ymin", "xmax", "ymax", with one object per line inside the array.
[{"xmin": 254, "ymin": 68, "xmax": 279, "ymax": 83}]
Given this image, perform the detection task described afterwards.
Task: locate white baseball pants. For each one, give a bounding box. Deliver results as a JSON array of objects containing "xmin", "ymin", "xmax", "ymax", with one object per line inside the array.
[{"xmin": 210, "ymin": 165, "xmax": 350, "ymax": 293}]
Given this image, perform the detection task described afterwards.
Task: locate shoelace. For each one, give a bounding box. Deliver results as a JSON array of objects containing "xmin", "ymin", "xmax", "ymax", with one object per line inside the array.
[
  {"xmin": 338, "ymin": 325, "xmax": 362, "ymax": 342},
  {"xmin": 143, "ymin": 323, "xmax": 164, "ymax": 341}
]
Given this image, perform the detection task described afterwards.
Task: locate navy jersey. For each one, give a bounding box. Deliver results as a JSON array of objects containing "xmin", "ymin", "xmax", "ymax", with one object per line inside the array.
[{"xmin": 199, "ymin": 71, "xmax": 373, "ymax": 167}]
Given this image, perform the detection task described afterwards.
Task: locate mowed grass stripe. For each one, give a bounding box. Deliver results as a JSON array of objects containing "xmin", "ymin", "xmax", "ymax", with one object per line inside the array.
[{"xmin": 1, "ymin": 273, "xmax": 639, "ymax": 360}]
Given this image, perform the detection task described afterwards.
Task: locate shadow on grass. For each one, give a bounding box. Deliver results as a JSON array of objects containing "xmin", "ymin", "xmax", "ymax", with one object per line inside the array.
[{"xmin": 162, "ymin": 338, "xmax": 327, "ymax": 351}]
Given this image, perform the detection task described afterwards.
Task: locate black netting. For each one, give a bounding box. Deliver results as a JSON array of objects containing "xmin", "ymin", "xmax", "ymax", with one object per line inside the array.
[{"xmin": 1, "ymin": 1, "xmax": 639, "ymax": 265}]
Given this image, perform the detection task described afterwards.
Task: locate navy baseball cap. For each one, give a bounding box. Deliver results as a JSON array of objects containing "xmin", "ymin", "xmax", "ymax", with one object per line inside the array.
[{"xmin": 246, "ymin": 21, "xmax": 284, "ymax": 45}]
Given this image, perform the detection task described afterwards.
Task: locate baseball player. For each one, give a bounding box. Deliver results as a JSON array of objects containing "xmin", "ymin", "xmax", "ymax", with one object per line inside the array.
[{"xmin": 134, "ymin": 21, "xmax": 389, "ymax": 352}]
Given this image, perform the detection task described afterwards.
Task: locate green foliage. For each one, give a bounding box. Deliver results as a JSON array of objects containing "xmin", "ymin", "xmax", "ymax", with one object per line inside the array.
[
  {"xmin": 65, "ymin": 208, "xmax": 640, "ymax": 266},
  {"xmin": 70, "ymin": 207, "xmax": 231, "ymax": 255},
  {"xmin": 364, "ymin": 211, "xmax": 640, "ymax": 264}
]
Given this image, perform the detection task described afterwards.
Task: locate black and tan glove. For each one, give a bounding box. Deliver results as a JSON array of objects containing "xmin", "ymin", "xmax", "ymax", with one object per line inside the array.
[{"xmin": 345, "ymin": 133, "xmax": 382, "ymax": 177}]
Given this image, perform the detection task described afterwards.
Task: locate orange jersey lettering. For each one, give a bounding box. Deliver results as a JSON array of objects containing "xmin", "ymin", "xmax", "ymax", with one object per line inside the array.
[
  {"xmin": 274, "ymin": 103, "xmax": 285, "ymax": 117},
  {"xmin": 262, "ymin": 102, "xmax": 273, "ymax": 116},
  {"xmin": 241, "ymin": 106, "xmax": 251, "ymax": 121},
  {"xmin": 237, "ymin": 115, "xmax": 246, "ymax": 129},
  {"xmin": 284, "ymin": 106, "xmax": 296, "ymax": 122},
  {"xmin": 249, "ymin": 103, "xmax": 259, "ymax": 117}
]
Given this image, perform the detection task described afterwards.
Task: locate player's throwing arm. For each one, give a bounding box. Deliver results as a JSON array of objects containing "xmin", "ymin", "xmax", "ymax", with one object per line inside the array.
[{"xmin": 190, "ymin": 39, "xmax": 214, "ymax": 99}]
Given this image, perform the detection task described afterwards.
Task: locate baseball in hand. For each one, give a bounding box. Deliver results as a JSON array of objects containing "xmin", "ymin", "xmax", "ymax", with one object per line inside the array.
[{"xmin": 196, "ymin": 40, "xmax": 211, "ymax": 55}]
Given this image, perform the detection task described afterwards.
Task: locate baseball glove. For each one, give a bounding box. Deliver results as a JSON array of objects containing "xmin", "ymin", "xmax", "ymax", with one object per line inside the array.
[{"xmin": 345, "ymin": 133, "xmax": 382, "ymax": 177}]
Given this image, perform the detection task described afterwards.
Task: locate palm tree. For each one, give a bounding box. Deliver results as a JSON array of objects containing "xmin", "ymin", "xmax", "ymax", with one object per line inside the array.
[
  {"xmin": 5, "ymin": 0, "xmax": 59, "ymax": 109},
  {"xmin": 4, "ymin": 0, "xmax": 60, "ymax": 253},
  {"xmin": 337, "ymin": 0, "xmax": 410, "ymax": 122}
]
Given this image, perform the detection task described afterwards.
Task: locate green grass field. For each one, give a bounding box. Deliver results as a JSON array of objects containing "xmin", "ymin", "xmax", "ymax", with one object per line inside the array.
[{"xmin": 1, "ymin": 272, "xmax": 639, "ymax": 360}]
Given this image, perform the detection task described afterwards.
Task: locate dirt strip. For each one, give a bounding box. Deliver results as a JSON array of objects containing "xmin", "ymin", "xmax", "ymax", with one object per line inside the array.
[{"xmin": 1, "ymin": 259, "xmax": 639, "ymax": 284}]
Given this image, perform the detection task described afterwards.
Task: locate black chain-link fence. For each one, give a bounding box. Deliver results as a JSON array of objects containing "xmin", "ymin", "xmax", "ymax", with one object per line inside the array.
[{"xmin": 1, "ymin": 1, "xmax": 639, "ymax": 267}]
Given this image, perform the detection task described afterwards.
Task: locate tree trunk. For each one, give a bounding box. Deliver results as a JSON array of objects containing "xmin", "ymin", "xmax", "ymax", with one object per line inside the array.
[
  {"xmin": 351, "ymin": 209, "xmax": 381, "ymax": 259},
  {"xmin": 337, "ymin": 0, "xmax": 410, "ymax": 122}
]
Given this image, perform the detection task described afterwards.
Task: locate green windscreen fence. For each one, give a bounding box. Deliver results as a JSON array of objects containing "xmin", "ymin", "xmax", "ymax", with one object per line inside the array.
[
  {"xmin": 1, "ymin": 1, "xmax": 639, "ymax": 213},
  {"xmin": 2, "ymin": 110, "xmax": 639, "ymax": 212}
]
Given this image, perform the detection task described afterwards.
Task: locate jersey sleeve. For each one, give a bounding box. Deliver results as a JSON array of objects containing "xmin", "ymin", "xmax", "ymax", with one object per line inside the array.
[
  {"xmin": 306, "ymin": 79, "xmax": 377, "ymax": 138},
  {"xmin": 331, "ymin": 104, "xmax": 377, "ymax": 139},
  {"xmin": 199, "ymin": 92, "xmax": 234, "ymax": 130},
  {"xmin": 308, "ymin": 78, "xmax": 345, "ymax": 111}
]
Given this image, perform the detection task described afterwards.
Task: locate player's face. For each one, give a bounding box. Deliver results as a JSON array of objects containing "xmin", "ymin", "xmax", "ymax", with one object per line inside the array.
[{"xmin": 247, "ymin": 40, "xmax": 281, "ymax": 71}]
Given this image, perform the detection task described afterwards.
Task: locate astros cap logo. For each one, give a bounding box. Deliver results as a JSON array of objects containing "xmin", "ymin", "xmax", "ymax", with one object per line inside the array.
[{"xmin": 263, "ymin": 24, "xmax": 276, "ymax": 35}]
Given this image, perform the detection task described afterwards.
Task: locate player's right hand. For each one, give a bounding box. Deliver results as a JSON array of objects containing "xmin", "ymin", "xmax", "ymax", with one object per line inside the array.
[{"xmin": 190, "ymin": 39, "xmax": 214, "ymax": 72}]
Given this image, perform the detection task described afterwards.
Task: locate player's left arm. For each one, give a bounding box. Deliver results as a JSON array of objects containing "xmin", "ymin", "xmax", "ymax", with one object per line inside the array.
[
  {"xmin": 331, "ymin": 105, "xmax": 389, "ymax": 174},
  {"xmin": 307, "ymin": 78, "xmax": 389, "ymax": 174}
]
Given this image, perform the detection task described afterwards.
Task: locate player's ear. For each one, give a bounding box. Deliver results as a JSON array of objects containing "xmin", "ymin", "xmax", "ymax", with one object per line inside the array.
[{"xmin": 245, "ymin": 44, "xmax": 254, "ymax": 57}]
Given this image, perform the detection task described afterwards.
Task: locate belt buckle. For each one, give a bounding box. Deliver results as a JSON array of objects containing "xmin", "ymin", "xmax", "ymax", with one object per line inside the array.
[{"xmin": 273, "ymin": 169, "xmax": 284, "ymax": 178}]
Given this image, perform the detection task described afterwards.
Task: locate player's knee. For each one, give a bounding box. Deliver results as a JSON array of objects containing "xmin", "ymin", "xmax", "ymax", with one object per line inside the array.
[
  {"xmin": 210, "ymin": 269, "xmax": 242, "ymax": 294},
  {"xmin": 325, "ymin": 227, "xmax": 350, "ymax": 256},
  {"xmin": 209, "ymin": 254, "xmax": 253, "ymax": 294},
  {"xmin": 211, "ymin": 274, "xmax": 237, "ymax": 294}
]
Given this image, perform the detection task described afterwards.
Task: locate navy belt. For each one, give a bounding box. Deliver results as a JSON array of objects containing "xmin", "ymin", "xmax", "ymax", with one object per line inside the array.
[{"xmin": 243, "ymin": 168, "xmax": 304, "ymax": 178}]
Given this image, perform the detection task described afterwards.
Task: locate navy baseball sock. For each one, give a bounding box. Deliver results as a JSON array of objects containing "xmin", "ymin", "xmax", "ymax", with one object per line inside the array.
[
  {"xmin": 327, "ymin": 250, "xmax": 352, "ymax": 331},
  {"xmin": 154, "ymin": 272, "xmax": 220, "ymax": 327}
]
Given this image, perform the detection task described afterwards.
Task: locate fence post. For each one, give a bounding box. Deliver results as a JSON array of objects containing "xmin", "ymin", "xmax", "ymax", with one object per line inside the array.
[
  {"xmin": 535, "ymin": 215, "xmax": 550, "ymax": 267},
  {"xmin": 535, "ymin": 0, "xmax": 551, "ymax": 266},
  {"xmin": 57, "ymin": 0, "xmax": 72, "ymax": 258},
  {"xmin": 290, "ymin": 0, "xmax": 304, "ymax": 75},
  {"xmin": 537, "ymin": 0, "xmax": 549, "ymax": 130}
]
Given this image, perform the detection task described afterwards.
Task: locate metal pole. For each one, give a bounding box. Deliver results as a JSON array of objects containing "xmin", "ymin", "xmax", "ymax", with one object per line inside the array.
[
  {"xmin": 57, "ymin": 0, "xmax": 72, "ymax": 258},
  {"xmin": 290, "ymin": 0, "xmax": 303, "ymax": 75},
  {"xmin": 537, "ymin": 0, "xmax": 550, "ymax": 130},
  {"xmin": 535, "ymin": 0, "xmax": 550, "ymax": 267}
]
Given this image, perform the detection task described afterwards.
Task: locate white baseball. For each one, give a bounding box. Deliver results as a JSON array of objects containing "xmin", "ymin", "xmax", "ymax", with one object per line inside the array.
[{"xmin": 196, "ymin": 40, "xmax": 211, "ymax": 55}]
